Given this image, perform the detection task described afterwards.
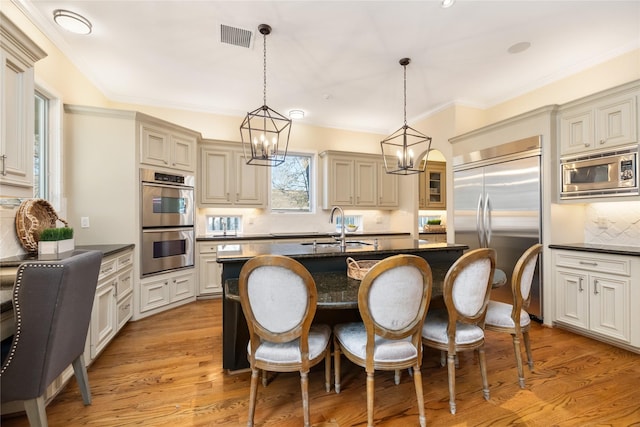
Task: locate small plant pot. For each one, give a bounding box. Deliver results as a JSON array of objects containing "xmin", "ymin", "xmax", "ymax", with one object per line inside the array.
[{"xmin": 38, "ymin": 238, "xmax": 75, "ymax": 256}]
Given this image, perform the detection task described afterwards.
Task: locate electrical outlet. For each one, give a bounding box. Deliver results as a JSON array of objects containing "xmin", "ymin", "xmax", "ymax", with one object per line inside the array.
[{"xmin": 81, "ymin": 217, "xmax": 90, "ymax": 228}]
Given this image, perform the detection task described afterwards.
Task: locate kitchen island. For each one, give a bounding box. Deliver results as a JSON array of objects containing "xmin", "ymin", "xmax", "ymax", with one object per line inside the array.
[{"xmin": 217, "ymin": 238, "xmax": 468, "ymax": 371}]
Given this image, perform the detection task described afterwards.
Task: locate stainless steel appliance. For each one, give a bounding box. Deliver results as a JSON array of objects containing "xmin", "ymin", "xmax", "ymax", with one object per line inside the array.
[
  {"xmin": 141, "ymin": 168, "xmax": 194, "ymax": 227},
  {"xmin": 141, "ymin": 228, "xmax": 194, "ymax": 276},
  {"xmin": 140, "ymin": 168, "xmax": 195, "ymax": 276},
  {"xmin": 560, "ymin": 146, "xmax": 638, "ymax": 199},
  {"xmin": 453, "ymin": 136, "xmax": 542, "ymax": 321}
]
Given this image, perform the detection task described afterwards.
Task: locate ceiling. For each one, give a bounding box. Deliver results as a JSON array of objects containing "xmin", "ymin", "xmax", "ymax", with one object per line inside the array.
[{"xmin": 17, "ymin": 0, "xmax": 640, "ymax": 135}]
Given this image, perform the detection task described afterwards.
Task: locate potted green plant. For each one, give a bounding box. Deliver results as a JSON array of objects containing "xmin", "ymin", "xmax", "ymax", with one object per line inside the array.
[{"xmin": 38, "ymin": 227, "xmax": 75, "ymax": 255}]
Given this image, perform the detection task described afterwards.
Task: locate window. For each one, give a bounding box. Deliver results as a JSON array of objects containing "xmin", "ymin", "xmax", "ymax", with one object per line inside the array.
[
  {"xmin": 206, "ymin": 216, "xmax": 242, "ymax": 234},
  {"xmin": 34, "ymin": 91, "xmax": 48, "ymax": 198},
  {"xmin": 271, "ymin": 153, "xmax": 313, "ymax": 212}
]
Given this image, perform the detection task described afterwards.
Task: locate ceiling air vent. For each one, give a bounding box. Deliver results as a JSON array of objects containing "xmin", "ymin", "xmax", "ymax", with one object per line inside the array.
[{"xmin": 220, "ymin": 24, "xmax": 253, "ymax": 48}]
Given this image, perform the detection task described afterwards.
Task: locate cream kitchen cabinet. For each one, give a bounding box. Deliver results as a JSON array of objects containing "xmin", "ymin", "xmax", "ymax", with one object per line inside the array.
[
  {"xmin": 140, "ymin": 119, "xmax": 198, "ymax": 172},
  {"xmin": 559, "ymin": 82, "xmax": 638, "ymax": 157},
  {"xmin": 89, "ymin": 248, "xmax": 134, "ymax": 360},
  {"xmin": 139, "ymin": 269, "xmax": 195, "ymax": 315},
  {"xmin": 199, "ymin": 140, "xmax": 267, "ymax": 207},
  {"xmin": 0, "ymin": 12, "xmax": 46, "ymax": 197},
  {"xmin": 419, "ymin": 161, "xmax": 446, "ymax": 209},
  {"xmin": 553, "ymin": 249, "xmax": 639, "ymax": 352},
  {"xmin": 320, "ymin": 150, "xmax": 399, "ymax": 209},
  {"xmin": 197, "ymin": 242, "xmax": 223, "ymax": 296}
]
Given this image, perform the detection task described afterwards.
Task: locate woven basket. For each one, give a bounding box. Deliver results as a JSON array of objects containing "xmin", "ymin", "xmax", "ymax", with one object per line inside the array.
[
  {"xmin": 346, "ymin": 257, "xmax": 379, "ymax": 281},
  {"xmin": 15, "ymin": 199, "xmax": 69, "ymax": 253}
]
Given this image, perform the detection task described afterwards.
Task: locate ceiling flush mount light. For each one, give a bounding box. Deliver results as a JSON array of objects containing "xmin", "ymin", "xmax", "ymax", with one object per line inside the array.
[
  {"xmin": 381, "ymin": 58, "xmax": 432, "ymax": 175},
  {"xmin": 53, "ymin": 9, "xmax": 92, "ymax": 35},
  {"xmin": 508, "ymin": 41, "xmax": 531, "ymax": 54},
  {"xmin": 289, "ymin": 110, "xmax": 304, "ymax": 119},
  {"xmin": 441, "ymin": 0, "xmax": 456, "ymax": 8},
  {"xmin": 240, "ymin": 24, "xmax": 291, "ymax": 167}
]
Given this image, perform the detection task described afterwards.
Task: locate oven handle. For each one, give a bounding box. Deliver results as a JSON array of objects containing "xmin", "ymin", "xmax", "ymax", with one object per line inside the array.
[
  {"xmin": 142, "ymin": 227, "xmax": 194, "ymax": 233},
  {"xmin": 141, "ymin": 182, "xmax": 194, "ymax": 191}
]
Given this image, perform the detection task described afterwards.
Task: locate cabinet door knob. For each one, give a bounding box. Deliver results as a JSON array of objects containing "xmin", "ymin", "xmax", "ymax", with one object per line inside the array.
[
  {"xmin": 578, "ymin": 277, "xmax": 584, "ymax": 292},
  {"xmin": 593, "ymin": 279, "xmax": 599, "ymax": 295}
]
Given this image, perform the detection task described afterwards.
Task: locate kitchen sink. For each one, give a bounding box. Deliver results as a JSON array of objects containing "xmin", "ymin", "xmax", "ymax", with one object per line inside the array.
[{"xmin": 300, "ymin": 241, "xmax": 373, "ymax": 248}]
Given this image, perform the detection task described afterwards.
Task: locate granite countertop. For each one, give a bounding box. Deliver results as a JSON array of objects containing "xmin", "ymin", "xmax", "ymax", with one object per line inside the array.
[
  {"xmin": 197, "ymin": 231, "xmax": 410, "ymax": 242},
  {"xmin": 225, "ymin": 270, "xmax": 446, "ymax": 309},
  {"xmin": 548, "ymin": 243, "xmax": 640, "ymax": 257},
  {"xmin": 216, "ymin": 238, "xmax": 468, "ymax": 263}
]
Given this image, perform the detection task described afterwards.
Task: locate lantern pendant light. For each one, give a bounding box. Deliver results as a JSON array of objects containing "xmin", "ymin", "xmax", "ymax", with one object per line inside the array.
[
  {"xmin": 380, "ymin": 58, "xmax": 432, "ymax": 175},
  {"xmin": 240, "ymin": 24, "xmax": 291, "ymax": 167}
]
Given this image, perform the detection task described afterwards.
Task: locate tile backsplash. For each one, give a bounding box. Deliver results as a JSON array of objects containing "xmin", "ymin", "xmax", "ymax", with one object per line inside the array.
[{"xmin": 584, "ymin": 202, "xmax": 640, "ymax": 247}]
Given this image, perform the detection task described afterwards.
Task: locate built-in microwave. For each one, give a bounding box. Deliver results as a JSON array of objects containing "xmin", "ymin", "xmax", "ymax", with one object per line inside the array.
[{"xmin": 561, "ymin": 147, "xmax": 638, "ymax": 199}]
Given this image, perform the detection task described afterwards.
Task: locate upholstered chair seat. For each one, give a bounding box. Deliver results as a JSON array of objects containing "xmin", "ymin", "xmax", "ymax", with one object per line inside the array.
[
  {"xmin": 422, "ymin": 309, "xmax": 485, "ymax": 345},
  {"xmin": 248, "ymin": 324, "xmax": 331, "ymax": 363},
  {"xmin": 334, "ymin": 255, "xmax": 432, "ymax": 427},
  {"xmin": 485, "ymin": 301, "xmax": 531, "ymax": 328}
]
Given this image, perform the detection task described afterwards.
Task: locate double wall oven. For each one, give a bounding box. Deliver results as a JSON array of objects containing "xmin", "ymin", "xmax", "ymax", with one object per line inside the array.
[{"xmin": 140, "ymin": 168, "xmax": 194, "ymax": 277}]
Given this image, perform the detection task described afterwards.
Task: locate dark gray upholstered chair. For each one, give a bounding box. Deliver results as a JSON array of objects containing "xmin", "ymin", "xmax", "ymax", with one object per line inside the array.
[{"xmin": 1, "ymin": 250, "xmax": 103, "ymax": 427}]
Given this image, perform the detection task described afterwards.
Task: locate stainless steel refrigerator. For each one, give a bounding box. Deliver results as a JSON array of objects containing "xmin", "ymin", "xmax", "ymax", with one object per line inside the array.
[{"xmin": 453, "ymin": 136, "xmax": 542, "ymax": 321}]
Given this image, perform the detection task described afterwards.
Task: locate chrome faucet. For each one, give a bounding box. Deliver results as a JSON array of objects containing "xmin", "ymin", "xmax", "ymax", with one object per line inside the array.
[{"xmin": 330, "ymin": 206, "xmax": 346, "ymax": 250}]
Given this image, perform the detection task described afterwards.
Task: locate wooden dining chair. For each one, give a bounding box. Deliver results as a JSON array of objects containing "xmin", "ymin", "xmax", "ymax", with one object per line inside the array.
[
  {"xmin": 421, "ymin": 247, "xmax": 496, "ymax": 415},
  {"xmin": 238, "ymin": 255, "xmax": 331, "ymax": 427},
  {"xmin": 333, "ymin": 254, "xmax": 432, "ymax": 427},
  {"xmin": 485, "ymin": 243, "xmax": 542, "ymax": 388}
]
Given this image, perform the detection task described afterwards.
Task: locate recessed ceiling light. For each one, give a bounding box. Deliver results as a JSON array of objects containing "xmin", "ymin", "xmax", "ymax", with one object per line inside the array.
[
  {"xmin": 441, "ymin": 0, "xmax": 455, "ymax": 8},
  {"xmin": 508, "ymin": 41, "xmax": 531, "ymax": 54},
  {"xmin": 289, "ymin": 110, "xmax": 305, "ymax": 119},
  {"xmin": 53, "ymin": 9, "xmax": 92, "ymax": 35}
]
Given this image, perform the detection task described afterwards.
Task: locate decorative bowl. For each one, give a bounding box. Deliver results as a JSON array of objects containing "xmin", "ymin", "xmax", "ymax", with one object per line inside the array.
[{"xmin": 346, "ymin": 224, "xmax": 358, "ymax": 232}]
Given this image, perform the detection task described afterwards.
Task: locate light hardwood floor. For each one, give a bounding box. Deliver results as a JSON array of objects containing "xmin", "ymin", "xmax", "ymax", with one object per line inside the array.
[{"xmin": 2, "ymin": 299, "xmax": 639, "ymax": 426}]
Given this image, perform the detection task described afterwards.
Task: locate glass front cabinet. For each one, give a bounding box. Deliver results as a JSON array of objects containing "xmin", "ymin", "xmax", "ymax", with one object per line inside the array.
[{"xmin": 419, "ymin": 161, "xmax": 446, "ymax": 209}]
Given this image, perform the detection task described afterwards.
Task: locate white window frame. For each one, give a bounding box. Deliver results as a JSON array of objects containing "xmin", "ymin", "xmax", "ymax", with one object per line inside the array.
[
  {"xmin": 269, "ymin": 151, "xmax": 316, "ymax": 214},
  {"xmin": 34, "ymin": 80, "xmax": 62, "ymax": 211}
]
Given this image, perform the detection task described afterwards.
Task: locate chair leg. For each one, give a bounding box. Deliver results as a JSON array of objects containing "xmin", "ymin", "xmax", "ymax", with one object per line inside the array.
[
  {"xmin": 413, "ymin": 365, "xmax": 426, "ymax": 427},
  {"xmin": 478, "ymin": 346, "xmax": 490, "ymax": 401},
  {"xmin": 24, "ymin": 396, "xmax": 48, "ymax": 427},
  {"xmin": 261, "ymin": 369, "xmax": 268, "ymax": 387},
  {"xmin": 512, "ymin": 333, "xmax": 526, "ymax": 389},
  {"xmin": 366, "ymin": 370, "xmax": 375, "ymax": 427},
  {"xmin": 333, "ymin": 336, "xmax": 341, "ymax": 394},
  {"xmin": 523, "ymin": 330, "xmax": 534, "ymax": 371},
  {"xmin": 394, "ymin": 369, "xmax": 401, "ymax": 385},
  {"xmin": 440, "ymin": 350, "xmax": 446, "ymax": 367},
  {"xmin": 325, "ymin": 348, "xmax": 331, "ymax": 392},
  {"xmin": 72, "ymin": 354, "xmax": 92, "ymax": 405},
  {"xmin": 300, "ymin": 370, "xmax": 310, "ymax": 427},
  {"xmin": 247, "ymin": 368, "xmax": 259, "ymax": 427},
  {"xmin": 446, "ymin": 351, "xmax": 457, "ymax": 415}
]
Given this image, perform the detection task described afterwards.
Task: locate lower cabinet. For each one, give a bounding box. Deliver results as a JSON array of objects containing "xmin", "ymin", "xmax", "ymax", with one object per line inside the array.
[
  {"xmin": 552, "ymin": 249, "xmax": 639, "ymax": 352},
  {"xmin": 88, "ymin": 249, "xmax": 134, "ymax": 360},
  {"xmin": 139, "ymin": 269, "xmax": 195, "ymax": 315},
  {"xmin": 197, "ymin": 242, "xmax": 223, "ymax": 296}
]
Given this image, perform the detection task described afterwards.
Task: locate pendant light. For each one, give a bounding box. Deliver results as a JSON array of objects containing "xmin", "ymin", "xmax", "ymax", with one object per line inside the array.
[
  {"xmin": 240, "ymin": 24, "xmax": 291, "ymax": 167},
  {"xmin": 380, "ymin": 58, "xmax": 432, "ymax": 175}
]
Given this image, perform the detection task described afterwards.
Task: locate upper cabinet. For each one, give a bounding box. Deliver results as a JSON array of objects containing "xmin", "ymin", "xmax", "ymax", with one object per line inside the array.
[
  {"xmin": 0, "ymin": 13, "xmax": 47, "ymax": 197},
  {"xmin": 559, "ymin": 81, "xmax": 638, "ymax": 157},
  {"xmin": 320, "ymin": 150, "xmax": 398, "ymax": 209},
  {"xmin": 199, "ymin": 140, "xmax": 267, "ymax": 208},
  {"xmin": 419, "ymin": 160, "xmax": 446, "ymax": 209},
  {"xmin": 140, "ymin": 119, "xmax": 198, "ymax": 172}
]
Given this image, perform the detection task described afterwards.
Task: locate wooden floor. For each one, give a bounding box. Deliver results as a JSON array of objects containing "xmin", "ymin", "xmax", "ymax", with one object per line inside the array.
[{"xmin": 3, "ymin": 299, "xmax": 639, "ymax": 426}]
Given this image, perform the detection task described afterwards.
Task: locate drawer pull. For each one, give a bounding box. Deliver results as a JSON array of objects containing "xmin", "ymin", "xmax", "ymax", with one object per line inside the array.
[{"xmin": 579, "ymin": 261, "xmax": 598, "ymax": 266}]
